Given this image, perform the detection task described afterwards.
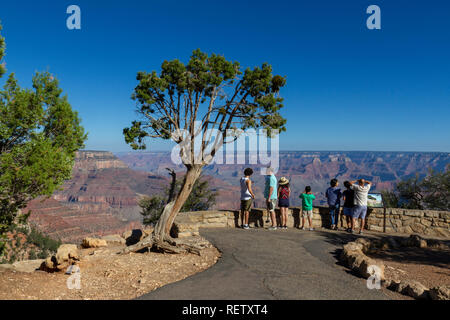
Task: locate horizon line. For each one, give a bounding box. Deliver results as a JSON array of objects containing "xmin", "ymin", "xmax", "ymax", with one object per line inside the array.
[{"xmin": 79, "ymin": 149, "xmax": 450, "ymax": 154}]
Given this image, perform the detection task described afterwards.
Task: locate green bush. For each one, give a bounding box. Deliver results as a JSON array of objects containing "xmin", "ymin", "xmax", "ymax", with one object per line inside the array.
[{"xmin": 26, "ymin": 226, "xmax": 61, "ymax": 254}]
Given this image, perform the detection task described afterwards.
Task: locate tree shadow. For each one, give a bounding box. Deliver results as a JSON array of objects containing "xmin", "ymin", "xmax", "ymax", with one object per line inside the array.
[
  {"xmin": 315, "ymin": 230, "xmax": 450, "ymax": 269},
  {"xmin": 125, "ymin": 229, "xmax": 143, "ymax": 246},
  {"xmin": 369, "ymin": 246, "xmax": 450, "ymax": 269},
  {"xmin": 231, "ymin": 209, "xmax": 265, "ymax": 228}
]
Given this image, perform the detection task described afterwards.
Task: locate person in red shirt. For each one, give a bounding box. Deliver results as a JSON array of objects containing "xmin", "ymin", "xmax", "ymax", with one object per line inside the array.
[{"xmin": 277, "ymin": 177, "xmax": 291, "ymax": 229}]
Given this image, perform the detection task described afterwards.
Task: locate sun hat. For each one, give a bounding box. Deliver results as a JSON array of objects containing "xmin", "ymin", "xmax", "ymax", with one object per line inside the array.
[{"xmin": 279, "ymin": 177, "xmax": 289, "ymax": 185}]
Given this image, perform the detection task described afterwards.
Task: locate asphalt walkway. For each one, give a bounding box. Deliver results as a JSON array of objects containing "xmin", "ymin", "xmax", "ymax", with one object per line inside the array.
[{"xmin": 138, "ymin": 227, "xmax": 396, "ymax": 300}]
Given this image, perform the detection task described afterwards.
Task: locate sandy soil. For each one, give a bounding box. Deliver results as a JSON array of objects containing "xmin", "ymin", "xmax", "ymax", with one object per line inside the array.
[
  {"xmin": 368, "ymin": 246, "xmax": 450, "ymax": 289},
  {"xmin": 0, "ymin": 240, "xmax": 220, "ymax": 300}
]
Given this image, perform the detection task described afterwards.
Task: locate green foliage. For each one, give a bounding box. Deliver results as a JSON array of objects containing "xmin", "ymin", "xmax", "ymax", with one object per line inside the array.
[
  {"xmin": 181, "ymin": 177, "xmax": 217, "ymax": 212},
  {"xmin": 140, "ymin": 175, "xmax": 217, "ymax": 225},
  {"xmin": 26, "ymin": 225, "xmax": 61, "ymax": 257},
  {"xmin": 421, "ymin": 168, "xmax": 450, "ymax": 210},
  {"xmin": 139, "ymin": 195, "xmax": 166, "ymax": 225},
  {"xmin": 395, "ymin": 175, "xmax": 424, "ymax": 209},
  {"xmin": 124, "ymin": 49, "xmax": 287, "ymax": 153},
  {"xmin": 125, "ymin": 49, "xmax": 286, "ymax": 232},
  {"xmin": 0, "ymin": 224, "xmax": 61, "ymax": 263},
  {"xmin": 383, "ymin": 167, "xmax": 450, "ymax": 210},
  {"xmin": 380, "ymin": 189, "xmax": 399, "ymax": 208},
  {"xmin": 0, "ymin": 23, "xmax": 87, "ymax": 254}
]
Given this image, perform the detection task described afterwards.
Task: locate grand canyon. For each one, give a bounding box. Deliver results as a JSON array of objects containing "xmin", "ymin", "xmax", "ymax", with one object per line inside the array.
[{"xmin": 26, "ymin": 150, "xmax": 450, "ymax": 242}]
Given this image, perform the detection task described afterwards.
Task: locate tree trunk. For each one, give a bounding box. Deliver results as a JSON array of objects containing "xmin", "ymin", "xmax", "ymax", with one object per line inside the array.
[
  {"xmin": 154, "ymin": 164, "xmax": 203, "ymax": 240},
  {"xmin": 121, "ymin": 164, "xmax": 203, "ymax": 254}
]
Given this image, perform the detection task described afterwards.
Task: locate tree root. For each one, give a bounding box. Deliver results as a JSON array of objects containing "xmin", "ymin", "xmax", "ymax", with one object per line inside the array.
[{"xmin": 119, "ymin": 234, "xmax": 206, "ymax": 256}]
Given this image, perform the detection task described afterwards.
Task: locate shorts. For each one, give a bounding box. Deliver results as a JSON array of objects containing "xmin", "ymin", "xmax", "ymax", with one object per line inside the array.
[
  {"xmin": 302, "ymin": 210, "xmax": 313, "ymax": 218},
  {"xmin": 266, "ymin": 199, "xmax": 276, "ymax": 212},
  {"xmin": 352, "ymin": 205, "xmax": 367, "ymax": 219},
  {"xmin": 241, "ymin": 199, "xmax": 252, "ymax": 212},
  {"xmin": 343, "ymin": 207, "xmax": 354, "ymax": 216},
  {"xmin": 278, "ymin": 198, "xmax": 290, "ymax": 208}
]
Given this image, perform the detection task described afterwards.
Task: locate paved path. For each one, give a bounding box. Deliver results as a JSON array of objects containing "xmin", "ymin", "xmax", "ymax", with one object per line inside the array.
[{"xmin": 138, "ymin": 227, "xmax": 396, "ymax": 300}]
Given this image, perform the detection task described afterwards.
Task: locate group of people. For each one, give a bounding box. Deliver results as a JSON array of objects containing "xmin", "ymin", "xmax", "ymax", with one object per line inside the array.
[{"xmin": 239, "ymin": 167, "xmax": 372, "ymax": 234}]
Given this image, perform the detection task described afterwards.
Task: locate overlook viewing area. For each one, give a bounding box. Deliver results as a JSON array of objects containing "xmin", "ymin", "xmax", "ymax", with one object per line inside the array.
[
  {"xmin": 135, "ymin": 206, "xmax": 450, "ymax": 300},
  {"xmin": 171, "ymin": 206, "xmax": 450, "ymax": 239}
]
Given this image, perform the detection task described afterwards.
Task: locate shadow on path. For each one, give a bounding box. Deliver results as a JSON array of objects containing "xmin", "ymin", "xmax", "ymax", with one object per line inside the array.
[{"xmin": 138, "ymin": 228, "xmax": 394, "ymax": 300}]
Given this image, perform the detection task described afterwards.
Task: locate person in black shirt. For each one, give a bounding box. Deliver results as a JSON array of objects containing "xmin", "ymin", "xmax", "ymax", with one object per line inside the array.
[{"xmin": 342, "ymin": 181, "xmax": 355, "ymax": 232}]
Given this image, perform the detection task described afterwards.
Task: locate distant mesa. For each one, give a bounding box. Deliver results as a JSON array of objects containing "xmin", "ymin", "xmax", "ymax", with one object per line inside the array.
[
  {"xmin": 25, "ymin": 150, "xmax": 449, "ymax": 242},
  {"xmin": 26, "ymin": 150, "xmax": 168, "ymax": 243},
  {"xmin": 74, "ymin": 150, "xmax": 128, "ymax": 170}
]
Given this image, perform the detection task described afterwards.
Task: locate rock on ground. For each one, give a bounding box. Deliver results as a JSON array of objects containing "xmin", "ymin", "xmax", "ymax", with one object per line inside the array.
[
  {"xmin": 0, "ymin": 237, "xmax": 220, "ymax": 300},
  {"xmin": 340, "ymin": 240, "xmax": 385, "ymax": 281},
  {"xmin": 389, "ymin": 280, "xmax": 429, "ymax": 299},
  {"xmin": 82, "ymin": 238, "xmax": 108, "ymax": 248},
  {"xmin": 429, "ymin": 286, "xmax": 450, "ymax": 300},
  {"xmin": 101, "ymin": 234, "xmax": 126, "ymax": 245},
  {"xmin": 41, "ymin": 244, "xmax": 80, "ymax": 272}
]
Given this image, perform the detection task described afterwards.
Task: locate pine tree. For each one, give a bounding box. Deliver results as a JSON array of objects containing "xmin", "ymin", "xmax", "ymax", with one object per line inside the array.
[{"xmin": 0, "ymin": 22, "xmax": 87, "ymax": 256}]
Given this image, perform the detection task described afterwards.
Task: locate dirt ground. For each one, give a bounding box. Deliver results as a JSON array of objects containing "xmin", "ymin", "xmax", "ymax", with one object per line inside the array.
[
  {"xmin": 0, "ymin": 240, "xmax": 220, "ymax": 300},
  {"xmin": 368, "ymin": 246, "xmax": 450, "ymax": 289}
]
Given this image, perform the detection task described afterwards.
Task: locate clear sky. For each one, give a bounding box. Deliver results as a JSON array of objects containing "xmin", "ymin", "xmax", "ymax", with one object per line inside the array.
[{"xmin": 1, "ymin": 0, "xmax": 449, "ymax": 152}]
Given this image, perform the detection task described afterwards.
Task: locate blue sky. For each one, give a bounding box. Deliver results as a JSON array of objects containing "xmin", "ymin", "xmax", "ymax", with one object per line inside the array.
[{"xmin": 1, "ymin": 0, "xmax": 449, "ymax": 152}]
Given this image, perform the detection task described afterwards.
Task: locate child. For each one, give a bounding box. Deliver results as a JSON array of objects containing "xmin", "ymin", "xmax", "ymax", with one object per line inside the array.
[
  {"xmin": 325, "ymin": 178, "xmax": 341, "ymax": 230},
  {"xmin": 277, "ymin": 177, "xmax": 290, "ymax": 229},
  {"xmin": 240, "ymin": 168, "xmax": 256, "ymax": 229},
  {"xmin": 299, "ymin": 186, "xmax": 315, "ymax": 231},
  {"xmin": 342, "ymin": 181, "xmax": 355, "ymax": 232}
]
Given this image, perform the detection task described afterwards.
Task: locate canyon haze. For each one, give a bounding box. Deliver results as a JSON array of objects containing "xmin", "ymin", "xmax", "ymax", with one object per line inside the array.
[
  {"xmin": 26, "ymin": 150, "xmax": 449, "ymax": 242},
  {"xmin": 117, "ymin": 150, "xmax": 450, "ymax": 207}
]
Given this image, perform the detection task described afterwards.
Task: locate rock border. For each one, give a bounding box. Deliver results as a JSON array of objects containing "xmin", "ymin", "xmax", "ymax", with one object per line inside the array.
[{"xmin": 339, "ymin": 234, "xmax": 449, "ymax": 300}]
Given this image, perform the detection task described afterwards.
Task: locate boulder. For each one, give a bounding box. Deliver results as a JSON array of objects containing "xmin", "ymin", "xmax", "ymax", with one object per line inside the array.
[
  {"xmin": 358, "ymin": 257, "xmax": 385, "ymax": 281},
  {"xmin": 399, "ymin": 280, "xmax": 429, "ymax": 299},
  {"xmin": 354, "ymin": 238, "xmax": 371, "ymax": 252},
  {"xmin": 41, "ymin": 244, "xmax": 79, "ymax": 272},
  {"xmin": 101, "ymin": 234, "xmax": 126, "ymax": 245},
  {"xmin": 56, "ymin": 244, "xmax": 80, "ymax": 263},
  {"xmin": 386, "ymin": 237, "xmax": 399, "ymax": 249},
  {"xmin": 340, "ymin": 242, "xmax": 364, "ymax": 266},
  {"xmin": 349, "ymin": 252, "xmax": 366, "ymax": 271},
  {"xmin": 340, "ymin": 241, "xmax": 384, "ymax": 280},
  {"xmin": 429, "ymin": 286, "xmax": 450, "ymax": 300},
  {"xmin": 418, "ymin": 239, "xmax": 427, "ymax": 248},
  {"xmin": 403, "ymin": 234, "xmax": 427, "ymax": 248},
  {"xmin": 427, "ymin": 239, "xmax": 447, "ymax": 249},
  {"xmin": 82, "ymin": 237, "xmax": 107, "ymax": 248},
  {"xmin": 387, "ymin": 280, "xmax": 401, "ymax": 291},
  {"xmin": 343, "ymin": 241, "xmax": 364, "ymax": 253}
]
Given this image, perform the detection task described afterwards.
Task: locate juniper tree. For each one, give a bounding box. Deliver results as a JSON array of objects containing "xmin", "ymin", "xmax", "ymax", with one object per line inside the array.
[
  {"xmin": 0, "ymin": 23, "xmax": 87, "ymax": 254},
  {"xmin": 382, "ymin": 166, "xmax": 450, "ymax": 211},
  {"xmin": 123, "ymin": 49, "xmax": 286, "ymax": 253}
]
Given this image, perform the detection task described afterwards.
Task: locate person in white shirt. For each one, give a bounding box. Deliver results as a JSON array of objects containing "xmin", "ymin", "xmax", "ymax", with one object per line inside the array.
[
  {"xmin": 349, "ymin": 179, "xmax": 372, "ymax": 234},
  {"xmin": 240, "ymin": 168, "xmax": 256, "ymax": 229}
]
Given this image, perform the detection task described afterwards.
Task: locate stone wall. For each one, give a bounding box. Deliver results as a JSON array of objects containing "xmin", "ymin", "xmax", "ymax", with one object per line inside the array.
[
  {"xmin": 365, "ymin": 207, "xmax": 449, "ymax": 238},
  {"xmin": 173, "ymin": 206, "xmax": 450, "ymax": 239}
]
